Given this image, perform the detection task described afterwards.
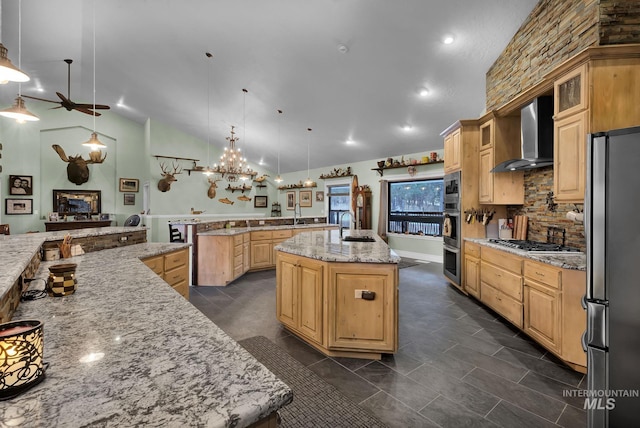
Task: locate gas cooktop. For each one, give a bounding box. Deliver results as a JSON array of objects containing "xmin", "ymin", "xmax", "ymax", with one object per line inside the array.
[{"xmin": 488, "ymin": 239, "xmax": 581, "ymax": 252}]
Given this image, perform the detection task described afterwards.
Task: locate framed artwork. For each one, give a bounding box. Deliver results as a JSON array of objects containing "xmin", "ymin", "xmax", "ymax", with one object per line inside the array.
[
  {"xmin": 53, "ymin": 189, "xmax": 102, "ymax": 216},
  {"xmin": 299, "ymin": 190, "xmax": 312, "ymax": 207},
  {"xmin": 124, "ymin": 193, "xmax": 136, "ymax": 205},
  {"xmin": 6, "ymin": 198, "xmax": 33, "ymax": 215},
  {"xmin": 9, "ymin": 175, "xmax": 33, "ymax": 196},
  {"xmin": 286, "ymin": 191, "xmax": 296, "ymax": 210},
  {"xmin": 316, "ymin": 191, "xmax": 324, "ymax": 202},
  {"xmin": 48, "ymin": 212, "xmax": 59, "ymax": 221},
  {"xmin": 254, "ymin": 195, "xmax": 268, "ymax": 208},
  {"xmin": 119, "ymin": 178, "xmax": 139, "ymax": 192}
]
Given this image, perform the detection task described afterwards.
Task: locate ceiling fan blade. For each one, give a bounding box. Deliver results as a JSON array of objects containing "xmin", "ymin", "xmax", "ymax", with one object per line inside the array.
[
  {"xmin": 74, "ymin": 107, "xmax": 101, "ymax": 117},
  {"xmin": 56, "ymin": 91, "xmax": 71, "ymax": 103},
  {"xmin": 74, "ymin": 103, "xmax": 111, "ymax": 110},
  {"xmin": 21, "ymin": 94, "xmax": 60, "ymax": 104}
]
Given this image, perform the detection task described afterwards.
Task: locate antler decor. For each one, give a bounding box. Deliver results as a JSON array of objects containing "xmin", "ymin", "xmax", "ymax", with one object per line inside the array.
[
  {"xmin": 52, "ymin": 144, "xmax": 106, "ymax": 185},
  {"xmin": 157, "ymin": 161, "xmax": 182, "ymax": 192}
]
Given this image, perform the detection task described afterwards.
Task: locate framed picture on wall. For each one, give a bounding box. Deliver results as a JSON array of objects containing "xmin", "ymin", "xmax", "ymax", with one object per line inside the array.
[
  {"xmin": 286, "ymin": 191, "xmax": 296, "ymax": 210},
  {"xmin": 124, "ymin": 193, "xmax": 135, "ymax": 205},
  {"xmin": 9, "ymin": 175, "xmax": 33, "ymax": 196},
  {"xmin": 316, "ymin": 191, "xmax": 324, "ymax": 202},
  {"xmin": 299, "ymin": 190, "xmax": 312, "ymax": 207},
  {"xmin": 119, "ymin": 178, "xmax": 139, "ymax": 192},
  {"xmin": 6, "ymin": 198, "xmax": 33, "ymax": 215},
  {"xmin": 254, "ymin": 195, "xmax": 268, "ymax": 208}
]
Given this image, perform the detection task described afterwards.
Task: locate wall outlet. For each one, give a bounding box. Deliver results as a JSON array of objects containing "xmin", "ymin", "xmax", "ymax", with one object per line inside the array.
[
  {"xmin": 120, "ymin": 236, "xmax": 128, "ymax": 242},
  {"xmin": 354, "ymin": 290, "xmax": 363, "ymax": 299},
  {"xmin": 314, "ymin": 218, "xmax": 319, "ymax": 223},
  {"xmin": 229, "ymin": 221, "xmax": 236, "ymax": 226},
  {"xmin": 259, "ymin": 220, "xmax": 265, "ymax": 225}
]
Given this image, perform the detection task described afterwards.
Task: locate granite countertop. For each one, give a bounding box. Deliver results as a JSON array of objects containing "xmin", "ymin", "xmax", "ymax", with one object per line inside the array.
[
  {"xmin": 0, "ymin": 227, "xmax": 148, "ymax": 299},
  {"xmin": 466, "ymin": 238, "xmax": 586, "ymax": 270},
  {"xmin": 1, "ymin": 237, "xmax": 292, "ymax": 427},
  {"xmin": 171, "ymin": 215, "xmax": 322, "ymax": 225},
  {"xmin": 275, "ymin": 229, "xmax": 400, "ymax": 264},
  {"xmin": 199, "ymin": 222, "xmax": 338, "ymax": 237}
]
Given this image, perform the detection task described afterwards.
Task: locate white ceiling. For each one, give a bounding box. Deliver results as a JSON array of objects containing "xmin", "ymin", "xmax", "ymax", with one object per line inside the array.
[{"xmin": 0, "ymin": 0, "xmax": 538, "ymax": 173}]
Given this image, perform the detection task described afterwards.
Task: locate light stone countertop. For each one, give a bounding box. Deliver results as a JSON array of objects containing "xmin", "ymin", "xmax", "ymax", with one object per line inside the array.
[
  {"xmin": 1, "ymin": 234, "xmax": 293, "ymax": 427},
  {"xmin": 275, "ymin": 229, "xmax": 400, "ymax": 264},
  {"xmin": 465, "ymin": 238, "xmax": 586, "ymax": 270},
  {"xmin": 172, "ymin": 215, "xmax": 322, "ymax": 226},
  {"xmin": 198, "ymin": 222, "xmax": 338, "ymax": 236}
]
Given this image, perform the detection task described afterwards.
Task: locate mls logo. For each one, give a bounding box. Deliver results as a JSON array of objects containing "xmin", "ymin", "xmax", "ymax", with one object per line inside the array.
[{"xmin": 584, "ymin": 397, "xmax": 615, "ymax": 410}]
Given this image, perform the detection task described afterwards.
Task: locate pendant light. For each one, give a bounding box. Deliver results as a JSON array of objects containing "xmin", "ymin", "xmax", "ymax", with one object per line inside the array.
[
  {"xmin": 202, "ymin": 52, "xmax": 214, "ymax": 176},
  {"xmin": 0, "ymin": 0, "xmax": 30, "ymax": 85},
  {"xmin": 274, "ymin": 109, "xmax": 283, "ymax": 183},
  {"xmin": 304, "ymin": 128, "xmax": 313, "ymax": 186},
  {"xmin": 0, "ymin": 0, "xmax": 38, "ymax": 123},
  {"xmin": 82, "ymin": 0, "xmax": 106, "ymax": 150}
]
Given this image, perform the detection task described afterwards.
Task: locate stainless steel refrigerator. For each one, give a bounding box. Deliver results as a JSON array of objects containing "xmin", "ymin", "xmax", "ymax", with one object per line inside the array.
[{"xmin": 585, "ymin": 126, "xmax": 640, "ymax": 427}]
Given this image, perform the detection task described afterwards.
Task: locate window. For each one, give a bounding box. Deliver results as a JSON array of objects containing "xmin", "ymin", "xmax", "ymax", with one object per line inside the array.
[
  {"xmin": 327, "ymin": 185, "xmax": 350, "ymax": 226},
  {"xmin": 388, "ymin": 178, "xmax": 443, "ymax": 236}
]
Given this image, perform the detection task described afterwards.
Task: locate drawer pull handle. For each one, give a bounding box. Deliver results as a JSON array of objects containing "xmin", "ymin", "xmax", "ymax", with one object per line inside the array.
[{"xmin": 535, "ymin": 272, "xmax": 545, "ymax": 277}]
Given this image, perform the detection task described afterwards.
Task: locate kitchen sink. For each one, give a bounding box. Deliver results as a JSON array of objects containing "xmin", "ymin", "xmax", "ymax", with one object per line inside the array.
[{"xmin": 342, "ymin": 236, "xmax": 376, "ymax": 242}]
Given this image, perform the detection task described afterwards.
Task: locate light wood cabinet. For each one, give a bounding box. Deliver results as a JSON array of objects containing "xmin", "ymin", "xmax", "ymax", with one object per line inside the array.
[
  {"xmin": 554, "ymin": 110, "xmax": 588, "ymax": 202},
  {"xmin": 250, "ymin": 230, "xmax": 274, "ymax": 270},
  {"xmin": 480, "ymin": 247, "xmax": 523, "ymax": 328},
  {"xmin": 276, "ymin": 252, "xmax": 324, "ymax": 345},
  {"xmin": 444, "ymin": 128, "xmax": 461, "ymax": 173},
  {"xmin": 477, "ymin": 115, "xmax": 524, "ymax": 205},
  {"xmin": 554, "ymin": 64, "xmax": 588, "ymax": 119},
  {"xmin": 524, "ymin": 279, "xmax": 561, "ymax": 353},
  {"xmin": 463, "ymin": 242, "xmax": 481, "ymax": 299},
  {"xmin": 276, "ymin": 251, "xmax": 398, "ymax": 359},
  {"xmin": 143, "ymin": 248, "xmax": 189, "ymax": 299},
  {"xmin": 198, "ymin": 233, "xmax": 250, "ymax": 286}
]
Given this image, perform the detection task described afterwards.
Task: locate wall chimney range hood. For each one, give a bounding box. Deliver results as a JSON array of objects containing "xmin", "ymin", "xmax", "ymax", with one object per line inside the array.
[{"xmin": 491, "ymin": 96, "xmax": 554, "ymax": 173}]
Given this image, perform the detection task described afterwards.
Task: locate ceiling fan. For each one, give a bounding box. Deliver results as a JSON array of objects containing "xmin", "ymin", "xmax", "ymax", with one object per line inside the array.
[{"xmin": 23, "ymin": 59, "xmax": 110, "ymax": 116}]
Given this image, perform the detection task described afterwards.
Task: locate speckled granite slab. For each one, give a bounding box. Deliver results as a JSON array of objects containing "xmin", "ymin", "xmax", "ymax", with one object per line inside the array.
[
  {"xmin": 275, "ymin": 229, "xmax": 400, "ymax": 263},
  {"xmin": 466, "ymin": 238, "xmax": 586, "ymax": 270},
  {"xmin": 198, "ymin": 223, "xmax": 338, "ymax": 237},
  {"xmin": 1, "ymin": 241, "xmax": 292, "ymax": 427}
]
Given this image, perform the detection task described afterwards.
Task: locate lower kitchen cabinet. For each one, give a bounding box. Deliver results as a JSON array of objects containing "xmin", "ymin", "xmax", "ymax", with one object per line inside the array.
[
  {"xmin": 463, "ymin": 242, "xmax": 481, "ymax": 299},
  {"xmin": 143, "ymin": 247, "xmax": 189, "ymax": 299},
  {"xmin": 198, "ymin": 233, "xmax": 249, "ymax": 286},
  {"xmin": 275, "ymin": 250, "xmax": 398, "ymax": 359},
  {"xmin": 470, "ymin": 243, "xmax": 586, "ymax": 372},
  {"xmin": 276, "ymin": 252, "xmax": 323, "ymax": 345}
]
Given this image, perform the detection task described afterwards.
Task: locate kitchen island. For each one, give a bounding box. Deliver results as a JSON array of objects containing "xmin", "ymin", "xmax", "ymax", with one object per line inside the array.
[
  {"xmin": 0, "ymin": 230, "xmax": 292, "ymax": 427},
  {"xmin": 275, "ymin": 229, "xmax": 400, "ymax": 360}
]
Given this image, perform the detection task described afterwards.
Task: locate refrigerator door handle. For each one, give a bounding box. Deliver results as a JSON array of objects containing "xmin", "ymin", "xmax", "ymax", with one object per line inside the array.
[
  {"xmin": 586, "ymin": 134, "xmax": 607, "ymax": 301},
  {"xmin": 587, "ymin": 301, "xmax": 607, "ymax": 349},
  {"xmin": 581, "ymin": 331, "xmax": 588, "ymax": 353}
]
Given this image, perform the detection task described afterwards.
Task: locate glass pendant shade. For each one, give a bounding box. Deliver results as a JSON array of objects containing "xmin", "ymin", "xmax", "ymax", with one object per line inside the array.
[
  {"xmin": 275, "ymin": 175, "xmax": 283, "ymax": 183},
  {"xmin": 0, "ymin": 44, "xmax": 29, "ymax": 84},
  {"xmin": 0, "ymin": 96, "xmax": 39, "ymax": 122},
  {"xmin": 81, "ymin": 132, "xmax": 107, "ymax": 149}
]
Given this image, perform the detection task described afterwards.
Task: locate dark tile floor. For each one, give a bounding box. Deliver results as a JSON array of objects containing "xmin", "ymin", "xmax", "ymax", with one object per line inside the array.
[{"xmin": 189, "ymin": 261, "xmax": 587, "ymax": 428}]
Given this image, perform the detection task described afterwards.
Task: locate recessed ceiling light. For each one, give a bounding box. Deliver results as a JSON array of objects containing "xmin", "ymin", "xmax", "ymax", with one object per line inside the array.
[
  {"xmin": 338, "ymin": 44, "xmax": 349, "ymax": 54},
  {"xmin": 443, "ymin": 35, "xmax": 455, "ymax": 45},
  {"xmin": 419, "ymin": 88, "xmax": 430, "ymax": 97},
  {"xmin": 346, "ymin": 138, "xmax": 354, "ymax": 145},
  {"xmin": 402, "ymin": 125, "xmax": 413, "ymax": 131}
]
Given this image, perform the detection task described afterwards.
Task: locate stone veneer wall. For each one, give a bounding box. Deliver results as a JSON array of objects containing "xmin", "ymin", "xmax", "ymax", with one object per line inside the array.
[
  {"xmin": 599, "ymin": 0, "xmax": 640, "ymax": 45},
  {"xmin": 195, "ymin": 217, "xmax": 327, "ymax": 233},
  {"xmin": 486, "ymin": 0, "xmax": 599, "ymax": 111},
  {"xmin": 506, "ymin": 167, "xmax": 585, "ymax": 251}
]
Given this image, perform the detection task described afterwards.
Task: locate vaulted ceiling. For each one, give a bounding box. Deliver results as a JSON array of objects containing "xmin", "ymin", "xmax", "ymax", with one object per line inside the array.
[{"xmin": 0, "ymin": 0, "xmax": 538, "ymax": 173}]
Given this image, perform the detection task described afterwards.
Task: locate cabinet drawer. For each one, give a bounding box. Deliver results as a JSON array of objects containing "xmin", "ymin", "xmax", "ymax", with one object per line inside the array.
[
  {"xmin": 234, "ymin": 253, "xmax": 243, "ymax": 268},
  {"xmin": 481, "ymin": 261, "xmax": 522, "ymax": 301},
  {"xmin": 482, "ymin": 247, "xmax": 522, "ymax": 274},
  {"xmin": 233, "ymin": 234, "xmax": 244, "ymax": 246},
  {"xmin": 233, "ymin": 264, "xmax": 244, "ymax": 278},
  {"xmin": 164, "ymin": 249, "xmax": 187, "ymax": 271},
  {"xmin": 481, "ymin": 282, "xmax": 523, "ymax": 328},
  {"xmin": 143, "ymin": 255, "xmax": 164, "ymax": 275},
  {"xmin": 524, "ymin": 260, "xmax": 561, "ymax": 289},
  {"xmin": 164, "ymin": 265, "xmax": 188, "ymax": 286},
  {"xmin": 171, "ymin": 279, "xmax": 189, "ymax": 299},
  {"xmin": 251, "ymin": 231, "xmax": 272, "ymax": 241},
  {"xmin": 243, "ymin": 233, "xmax": 251, "ymax": 243},
  {"xmin": 234, "ymin": 243, "xmax": 243, "ymax": 256},
  {"xmin": 272, "ymin": 229, "xmax": 293, "ymax": 239},
  {"xmin": 465, "ymin": 242, "xmax": 481, "ymax": 258}
]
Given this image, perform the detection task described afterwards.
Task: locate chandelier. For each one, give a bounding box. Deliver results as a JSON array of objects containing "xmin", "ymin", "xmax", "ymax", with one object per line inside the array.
[{"xmin": 211, "ymin": 125, "xmax": 256, "ymax": 181}]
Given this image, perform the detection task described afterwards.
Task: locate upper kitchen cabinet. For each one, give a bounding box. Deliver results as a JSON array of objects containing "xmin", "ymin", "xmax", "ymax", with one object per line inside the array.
[
  {"xmin": 478, "ymin": 114, "xmax": 524, "ymax": 205},
  {"xmin": 443, "ymin": 128, "xmax": 461, "ymax": 173},
  {"xmin": 551, "ymin": 48, "xmax": 640, "ymax": 202}
]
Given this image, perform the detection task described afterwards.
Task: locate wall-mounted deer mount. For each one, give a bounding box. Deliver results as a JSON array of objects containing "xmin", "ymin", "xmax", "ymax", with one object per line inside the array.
[
  {"xmin": 158, "ymin": 161, "xmax": 182, "ymax": 192},
  {"xmin": 52, "ymin": 144, "xmax": 107, "ymax": 185},
  {"xmin": 207, "ymin": 178, "xmax": 221, "ymax": 199}
]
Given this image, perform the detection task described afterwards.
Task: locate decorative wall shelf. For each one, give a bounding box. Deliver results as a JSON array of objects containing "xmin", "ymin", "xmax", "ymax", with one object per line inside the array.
[
  {"xmin": 255, "ymin": 184, "xmax": 267, "ymax": 188},
  {"xmin": 319, "ymin": 167, "xmax": 352, "ymax": 179},
  {"xmin": 372, "ymin": 160, "xmax": 444, "ymax": 176},
  {"xmin": 278, "ymin": 183, "xmax": 317, "ymax": 190},
  {"xmin": 319, "ymin": 174, "xmax": 353, "ymax": 180},
  {"xmin": 226, "ymin": 184, "xmax": 252, "ymax": 193}
]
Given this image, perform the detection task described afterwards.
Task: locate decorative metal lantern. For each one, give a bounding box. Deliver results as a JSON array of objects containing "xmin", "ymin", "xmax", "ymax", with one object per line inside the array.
[{"xmin": 0, "ymin": 320, "xmax": 46, "ymax": 400}]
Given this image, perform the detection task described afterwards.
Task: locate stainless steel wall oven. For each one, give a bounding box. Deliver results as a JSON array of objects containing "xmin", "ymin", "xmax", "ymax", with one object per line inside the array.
[{"xmin": 443, "ymin": 171, "xmax": 461, "ymax": 284}]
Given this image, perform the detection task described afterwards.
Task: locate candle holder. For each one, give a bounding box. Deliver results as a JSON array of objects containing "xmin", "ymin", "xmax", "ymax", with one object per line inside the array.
[
  {"xmin": 0, "ymin": 320, "xmax": 46, "ymax": 400},
  {"xmin": 47, "ymin": 263, "xmax": 78, "ymax": 297}
]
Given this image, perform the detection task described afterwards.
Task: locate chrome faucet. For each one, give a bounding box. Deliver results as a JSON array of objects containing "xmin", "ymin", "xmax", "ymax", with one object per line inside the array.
[
  {"xmin": 339, "ymin": 211, "xmax": 352, "ymax": 238},
  {"xmin": 293, "ymin": 203, "xmax": 301, "ymax": 225}
]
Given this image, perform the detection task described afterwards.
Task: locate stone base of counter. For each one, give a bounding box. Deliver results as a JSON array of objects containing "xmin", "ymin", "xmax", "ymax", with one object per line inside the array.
[{"xmin": 0, "ymin": 251, "xmax": 40, "ymax": 323}]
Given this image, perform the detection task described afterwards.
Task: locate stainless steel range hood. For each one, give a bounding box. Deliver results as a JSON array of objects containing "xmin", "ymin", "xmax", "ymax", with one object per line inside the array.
[{"xmin": 491, "ymin": 96, "xmax": 554, "ymax": 173}]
